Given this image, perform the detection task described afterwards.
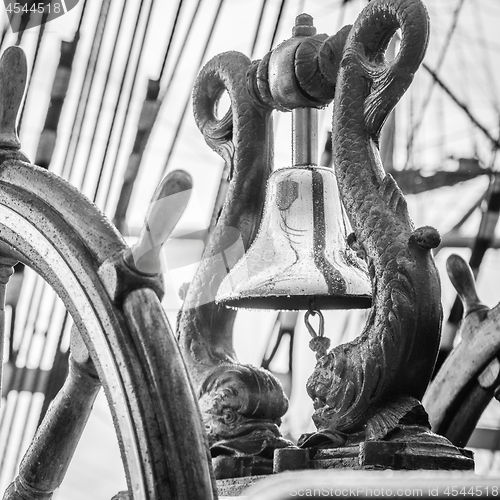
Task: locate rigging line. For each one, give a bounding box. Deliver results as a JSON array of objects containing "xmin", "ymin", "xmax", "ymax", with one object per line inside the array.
[
  {"xmin": 18, "ymin": 10, "xmax": 52, "ymax": 133},
  {"xmin": 437, "ymin": 81, "xmax": 445, "ymax": 163},
  {"xmin": 269, "ymin": 0, "xmax": 287, "ymax": 51},
  {"xmin": 160, "ymin": 0, "xmax": 226, "ymax": 182},
  {"xmin": 75, "ymin": 0, "xmax": 89, "ymax": 34},
  {"xmin": 1, "ymin": 275, "xmax": 45, "ymax": 389},
  {"xmin": 488, "ymin": 116, "xmax": 500, "ymax": 172},
  {"xmin": 158, "ymin": 0, "xmax": 204, "ymax": 101},
  {"xmin": 11, "ymin": 296, "xmax": 64, "ymax": 471},
  {"xmin": 111, "ymin": 80, "xmax": 160, "ymax": 232},
  {"xmin": 452, "ymin": 32, "xmax": 473, "ymax": 145},
  {"xmin": 454, "ymin": 29, "xmax": 500, "ymax": 54},
  {"xmin": 423, "ymin": 62, "xmax": 500, "ymax": 151},
  {"xmin": 4, "ymin": 11, "xmax": 23, "ymax": 47},
  {"xmin": 6, "ymin": 271, "xmax": 41, "ymax": 363},
  {"xmin": 0, "ymin": 269, "xmax": 36, "ymax": 450},
  {"xmin": 0, "ymin": 279, "xmax": 48, "ymax": 476},
  {"xmin": 264, "ymin": 312, "xmax": 297, "ymax": 399},
  {"xmin": 79, "ymin": 0, "xmax": 132, "ymax": 194},
  {"xmin": 36, "ymin": 312, "xmax": 71, "ymax": 427},
  {"xmin": 405, "ymin": 0, "xmax": 467, "ymax": 168},
  {"xmin": 204, "ymin": 0, "xmax": 276, "ymax": 236},
  {"xmin": 107, "ymin": 0, "xmax": 203, "ymax": 222},
  {"xmin": 205, "ymin": 0, "xmax": 289, "ymax": 236},
  {"xmin": 6, "ymin": 288, "xmax": 18, "ymax": 363},
  {"xmin": 0, "ymin": 17, "xmax": 10, "ymax": 50},
  {"xmin": 60, "ymin": 0, "xmax": 113, "ymax": 181},
  {"xmin": 158, "ymin": 0, "xmax": 185, "ymax": 83},
  {"xmin": 471, "ymin": 0, "xmax": 500, "ymax": 113},
  {"xmin": 335, "ymin": 1, "xmax": 348, "ymax": 34},
  {"xmin": 15, "ymin": 5, "xmax": 83, "ymax": 288},
  {"xmin": 250, "ymin": 0, "xmax": 267, "ymax": 59},
  {"xmin": 101, "ymin": 0, "xmax": 159, "ymax": 213},
  {"xmin": 34, "ymin": 39, "xmax": 79, "ymax": 168},
  {"xmin": 260, "ymin": 312, "xmax": 297, "ymax": 384},
  {"xmin": 12, "ymin": 3, "xmax": 89, "ymax": 344},
  {"xmin": 32, "ymin": 0, "xmax": 88, "ymax": 169},
  {"xmin": 91, "ymin": 0, "xmax": 149, "ymax": 203},
  {"xmin": 436, "ymin": 192, "xmax": 486, "ymax": 252},
  {"xmin": 406, "ymin": 86, "xmax": 415, "ymax": 169},
  {"xmin": 15, "ymin": 4, "xmax": 33, "ymax": 45}
]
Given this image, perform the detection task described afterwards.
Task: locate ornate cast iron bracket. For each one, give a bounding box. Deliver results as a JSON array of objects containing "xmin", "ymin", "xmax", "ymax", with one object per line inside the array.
[{"xmin": 180, "ymin": 0, "xmax": 474, "ymax": 478}]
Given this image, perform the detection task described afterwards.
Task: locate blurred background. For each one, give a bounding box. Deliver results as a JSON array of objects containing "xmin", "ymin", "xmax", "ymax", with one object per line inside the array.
[{"xmin": 0, "ymin": 0, "xmax": 499, "ymax": 498}]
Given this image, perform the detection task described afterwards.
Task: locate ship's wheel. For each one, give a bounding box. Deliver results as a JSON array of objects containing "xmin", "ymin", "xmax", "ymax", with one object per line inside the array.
[{"xmin": 0, "ymin": 47, "xmax": 215, "ymax": 500}]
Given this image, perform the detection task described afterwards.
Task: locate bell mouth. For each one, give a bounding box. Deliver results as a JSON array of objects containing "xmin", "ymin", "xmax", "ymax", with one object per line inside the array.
[{"xmin": 219, "ymin": 294, "xmax": 372, "ymax": 311}]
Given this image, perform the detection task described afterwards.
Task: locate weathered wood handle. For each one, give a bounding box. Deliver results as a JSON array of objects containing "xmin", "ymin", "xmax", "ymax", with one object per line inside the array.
[
  {"xmin": 446, "ymin": 254, "xmax": 487, "ymax": 317},
  {"xmin": 0, "ymin": 46, "xmax": 27, "ymax": 149},
  {"xmin": 425, "ymin": 255, "xmax": 500, "ymax": 446},
  {"xmin": 126, "ymin": 169, "xmax": 192, "ymax": 275}
]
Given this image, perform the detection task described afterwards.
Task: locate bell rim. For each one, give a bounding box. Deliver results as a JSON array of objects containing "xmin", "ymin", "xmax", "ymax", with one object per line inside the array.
[
  {"xmin": 217, "ymin": 294, "xmax": 372, "ymax": 311},
  {"xmin": 270, "ymin": 164, "xmax": 333, "ymax": 175}
]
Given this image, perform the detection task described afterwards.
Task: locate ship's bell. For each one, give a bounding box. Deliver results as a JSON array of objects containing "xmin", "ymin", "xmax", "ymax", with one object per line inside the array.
[
  {"xmin": 217, "ymin": 19, "xmax": 371, "ymax": 311},
  {"xmin": 215, "ymin": 161, "xmax": 372, "ymax": 311}
]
